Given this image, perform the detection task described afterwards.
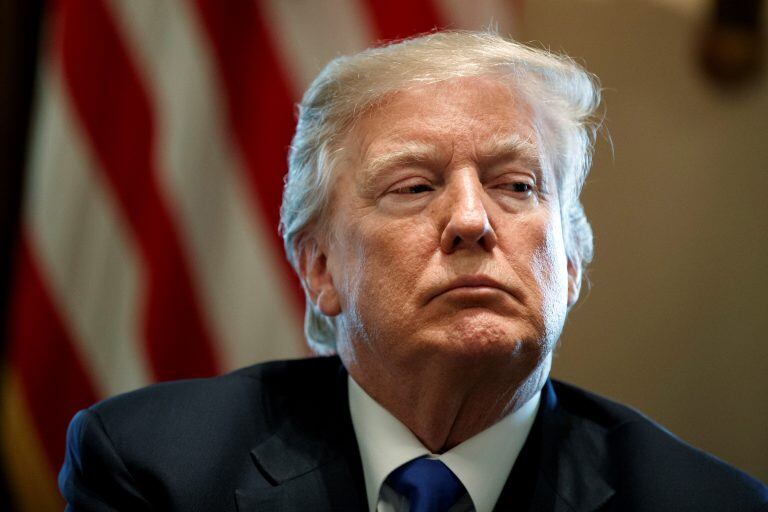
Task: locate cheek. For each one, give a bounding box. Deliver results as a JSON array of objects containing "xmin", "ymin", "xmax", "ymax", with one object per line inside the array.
[
  {"xmin": 337, "ymin": 220, "xmax": 435, "ymax": 313},
  {"xmin": 528, "ymin": 220, "xmax": 570, "ymax": 336},
  {"xmin": 334, "ymin": 220, "xmax": 437, "ymax": 351},
  {"xmin": 531, "ymin": 232, "xmax": 568, "ymax": 299}
]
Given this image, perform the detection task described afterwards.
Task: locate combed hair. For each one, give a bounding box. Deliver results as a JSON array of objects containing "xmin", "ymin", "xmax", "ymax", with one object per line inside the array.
[{"xmin": 280, "ymin": 30, "xmax": 602, "ymax": 354}]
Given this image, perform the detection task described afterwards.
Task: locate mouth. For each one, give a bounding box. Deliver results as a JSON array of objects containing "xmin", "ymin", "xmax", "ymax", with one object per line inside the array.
[{"xmin": 428, "ymin": 275, "xmax": 518, "ymax": 304}]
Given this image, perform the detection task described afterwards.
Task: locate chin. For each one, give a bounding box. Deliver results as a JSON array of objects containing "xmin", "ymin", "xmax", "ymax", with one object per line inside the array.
[{"xmin": 432, "ymin": 312, "xmax": 549, "ymax": 362}]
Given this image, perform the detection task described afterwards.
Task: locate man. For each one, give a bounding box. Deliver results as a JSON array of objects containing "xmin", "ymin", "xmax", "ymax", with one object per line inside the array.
[{"xmin": 60, "ymin": 31, "xmax": 767, "ymax": 511}]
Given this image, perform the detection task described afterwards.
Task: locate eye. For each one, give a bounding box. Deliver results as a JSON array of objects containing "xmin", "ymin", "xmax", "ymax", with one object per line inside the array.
[
  {"xmin": 509, "ymin": 182, "xmax": 532, "ymax": 193},
  {"xmin": 379, "ymin": 177, "xmax": 435, "ymax": 211},
  {"xmin": 494, "ymin": 178, "xmax": 535, "ymax": 197},
  {"xmin": 389, "ymin": 182, "xmax": 434, "ymax": 195}
]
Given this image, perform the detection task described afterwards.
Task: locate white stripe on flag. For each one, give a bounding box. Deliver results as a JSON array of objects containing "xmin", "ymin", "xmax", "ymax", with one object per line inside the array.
[
  {"xmin": 25, "ymin": 64, "xmax": 152, "ymax": 396},
  {"xmin": 260, "ymin": 0, "xmax": 376, "ymax": 94},
  {"xmin": 108, "ymin": 0, "xmax": 303, "ymax": 369}
]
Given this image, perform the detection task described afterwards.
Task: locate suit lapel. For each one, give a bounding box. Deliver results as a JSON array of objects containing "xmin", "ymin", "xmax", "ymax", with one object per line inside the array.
[
  {"xmin": 235, "ymin": 359, "xmax": 368, "ymax": 512},
  {"xmin": 494, "ymin": 381, "xmax": 615, "ymax": 512}
]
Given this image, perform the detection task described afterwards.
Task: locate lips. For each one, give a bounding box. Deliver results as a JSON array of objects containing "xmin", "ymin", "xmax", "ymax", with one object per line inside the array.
[{"xmin": 428, "ymin": 275, "xmax": 519, "ymax": 303}]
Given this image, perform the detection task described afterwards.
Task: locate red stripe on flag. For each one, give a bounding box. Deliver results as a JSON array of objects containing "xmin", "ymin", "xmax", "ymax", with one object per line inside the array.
[
  {"xmin": 364, "ymin": 0, "xmax": 445, "ymax": 41},
  {"xmin": 190, "ymin": 0, "xmax": 304, "ymax": 310},
  {"xmin": 55, "ymin": 0, "xmax": 220, "ymax": 380},
  {"xmin": 6, "ymin": 235, "xmax": 99, "ymax": 474}
]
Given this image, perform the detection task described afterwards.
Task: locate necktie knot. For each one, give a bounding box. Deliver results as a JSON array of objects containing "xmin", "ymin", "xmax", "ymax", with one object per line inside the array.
[{"xmin": 386, "ymin": 457, "xmax": 467, "ymax": 512}]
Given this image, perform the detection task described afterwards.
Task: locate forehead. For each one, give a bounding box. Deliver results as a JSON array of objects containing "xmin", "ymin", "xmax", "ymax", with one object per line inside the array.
[{"xmin": 342, "ymin": 76, "xmax": 539, "ymax": 168}]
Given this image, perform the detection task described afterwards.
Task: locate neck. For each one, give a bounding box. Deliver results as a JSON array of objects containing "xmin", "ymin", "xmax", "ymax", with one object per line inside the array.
[{"xmin": 344, "ymin": 350, "xmax": 551, "ymax": 453}]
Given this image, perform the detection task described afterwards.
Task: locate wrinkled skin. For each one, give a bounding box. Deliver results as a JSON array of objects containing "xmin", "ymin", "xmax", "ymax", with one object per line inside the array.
[{"xmin": 300, "ymin": 76, "xmax": 579, "ymax": 452}]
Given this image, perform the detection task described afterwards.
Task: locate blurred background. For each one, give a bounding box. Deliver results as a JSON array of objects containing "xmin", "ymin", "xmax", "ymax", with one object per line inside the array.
[{"xmin": 0, "ymin": 0, "xmax": 765, "ymax": 509}]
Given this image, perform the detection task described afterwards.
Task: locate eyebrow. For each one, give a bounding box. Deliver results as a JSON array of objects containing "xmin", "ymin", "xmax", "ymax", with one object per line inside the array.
[
  {"xmin": 359, "ymin": 140, "xmax": 442, "ymax": 194},
  {"xmin": 363, "ymin": 140, "xmax": 439, "ymax": 175},
  {"xmin": 476, "ymin": 132, "xmax": 543, "ymax": 175}
]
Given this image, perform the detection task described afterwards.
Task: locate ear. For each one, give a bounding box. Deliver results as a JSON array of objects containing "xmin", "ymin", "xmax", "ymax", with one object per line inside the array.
[
  {"xmin": 297, "ymin": 237, "xmax": 342, "ymax": 317},
  {"xmin": 566, "ymin": 257, "xmax": 582, "ymax": 308}
]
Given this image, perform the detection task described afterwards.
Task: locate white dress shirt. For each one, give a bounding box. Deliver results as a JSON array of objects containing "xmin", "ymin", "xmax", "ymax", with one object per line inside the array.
[{"xmin": 348, "ymin": 375, "xmax": 541, "ymax": 512}]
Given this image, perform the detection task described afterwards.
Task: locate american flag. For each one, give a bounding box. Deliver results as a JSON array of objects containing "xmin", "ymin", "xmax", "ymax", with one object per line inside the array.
[{"xmin": 1, "ymin": 1, "xmax": 520, "ymax": 509}]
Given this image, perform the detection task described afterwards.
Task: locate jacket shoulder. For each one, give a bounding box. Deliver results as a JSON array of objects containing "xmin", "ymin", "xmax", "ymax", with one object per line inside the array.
[
  {"xmin": 60, "ymin": 356, "xmax": 343, "ymax": 510},
  {"xmin": 91, "ymin": 356, "xmax": 340, "ymax": 422},
  {"xmin": 550, "ymin": 380, "xmax": 768, "ymax": 510}
]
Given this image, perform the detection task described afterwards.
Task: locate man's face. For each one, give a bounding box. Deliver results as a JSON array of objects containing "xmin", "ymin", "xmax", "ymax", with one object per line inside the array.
[{"xmin": 305, "ymin": 76, "xmax": 578, "ymax": 383}]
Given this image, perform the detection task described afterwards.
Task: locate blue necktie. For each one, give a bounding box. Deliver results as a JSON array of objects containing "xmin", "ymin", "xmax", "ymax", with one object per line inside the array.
[{"xmin": 386, "ymin": 457, "xmax": 467, "ymax": 512}]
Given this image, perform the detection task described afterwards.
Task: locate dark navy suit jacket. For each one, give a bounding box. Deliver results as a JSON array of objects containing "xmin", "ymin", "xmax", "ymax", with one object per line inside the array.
[{"xmin": 60, "ymin": 356, "xmax": 768, "ymax": 511}]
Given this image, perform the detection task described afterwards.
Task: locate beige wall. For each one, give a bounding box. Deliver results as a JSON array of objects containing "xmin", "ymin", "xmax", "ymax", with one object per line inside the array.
[{"xmin": 524, "ymin": 0, "xmax": 768, "ymax": 482}]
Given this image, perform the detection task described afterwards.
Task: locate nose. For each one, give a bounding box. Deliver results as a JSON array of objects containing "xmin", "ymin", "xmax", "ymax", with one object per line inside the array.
[{"xmin": 439, "ymin": 172, "xmax": 498, "ymax": 254}]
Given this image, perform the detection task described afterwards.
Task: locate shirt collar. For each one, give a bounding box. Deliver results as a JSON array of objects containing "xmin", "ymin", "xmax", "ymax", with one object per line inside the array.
[{"xmin": 348, "ymin": 370, "xmax": 543, "ymax": 512}]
